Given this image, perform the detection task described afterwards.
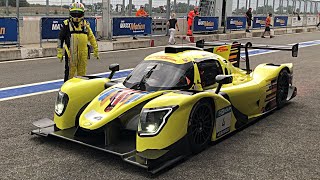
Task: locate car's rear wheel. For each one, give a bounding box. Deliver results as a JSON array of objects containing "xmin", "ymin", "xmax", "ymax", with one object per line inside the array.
[
  {"xmin": 187, "ymin": 99, "xmax": 214, "ymax": 154},
  {"xmin": 276, "ymin": 69, "xmax": 290, "ymax": 109}
]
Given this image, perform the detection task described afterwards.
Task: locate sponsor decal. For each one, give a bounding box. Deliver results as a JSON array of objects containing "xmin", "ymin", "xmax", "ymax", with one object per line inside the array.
[
  {"xmin": 230, "ymin": 19, "xmax": 243, "ymax": 26},
  {"xmin": 0, "ymin": 27, "xmax": 5, "ymax": 35},
  {"xmin": 51, "ymin": 21, "xmax": 63, "ymax": 30},
  {"xmin": 120, "ymin": 20, "xmax": 146, "ymax": 33},
  {"xmin": 216, "ymin": 106, "xmax": 232, "ymax": 138},
  {"xmin": 98, "ymin": 88, "xmax": 148, "ymax": 111},
  {"xmin": 215, "ymin": 46, "xmax": 229, "ymax": 53},
  {"xmin": 85, "ymin": 110, "xmax": 106, "ymax": 123},
  {"xmin": 197, "ymin": 19, "xmax": 214, "ymax": 27}
]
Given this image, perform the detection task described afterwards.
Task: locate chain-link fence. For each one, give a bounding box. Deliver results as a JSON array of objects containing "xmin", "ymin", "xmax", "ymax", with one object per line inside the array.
[
  {"xmin": 231, "ymin": 0, "xmax": 320, "ymax": 15},
  {"xmin": 0, "ymin": 0, "xmax": 201, "ymax": 17}
]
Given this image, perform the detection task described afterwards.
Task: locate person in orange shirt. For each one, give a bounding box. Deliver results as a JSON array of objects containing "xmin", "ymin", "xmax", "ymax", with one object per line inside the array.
[
  {"xmin": 187, "ymin": 6, "xmax": 199, "ymax": 36},
  {"xmin": 133, "ymin": 5, "xmax": 149, "ymax": 40},
  {"xmin": 261, "ymin": 13, "xmax": 274, "ymax": 38},
  {"xmin": 136, "ymin": 5, "xmax": 149, "ymax": 17}
]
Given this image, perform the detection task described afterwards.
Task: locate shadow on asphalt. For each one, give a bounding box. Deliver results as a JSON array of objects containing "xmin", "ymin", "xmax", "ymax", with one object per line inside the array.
[{"xmin": 28, "ymin": 102, "xmax": 295, "ymax": 178}]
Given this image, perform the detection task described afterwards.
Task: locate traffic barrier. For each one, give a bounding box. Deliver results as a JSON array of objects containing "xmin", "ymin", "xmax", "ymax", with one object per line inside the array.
[
  {"xmin": 274, "ymin": 16, "xmax": 288, "ymax": 27},
  {"xmin": 112, "ymin": 17, "xmax": 152, "ymax": 37},
  {"xmin": 306, "ymin": 16, "xmax": 317, "ymax": 26},
  {"xmin": 252, "ymin": 16, "xmax": 267, "ymax": 29},
  {"xmin": 226, "ymin": 17, "xmax": 246, "ymax": 30},
  {"xmin": 40, "ymin": 17, "xmax": 97, "ymax": 47},
  {"xmin": 292, "ymin": 16, "xmax": 304, "ymax": 27},
  {"xmin": 193, "ymin": 16, "xmax": 219, "ymax": 33},
  {"xmin": 0, "ymin": 17, "xmax": 19, "ymax": 45}
]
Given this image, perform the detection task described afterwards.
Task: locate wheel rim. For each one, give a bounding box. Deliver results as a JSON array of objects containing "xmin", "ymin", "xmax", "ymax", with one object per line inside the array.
[
  {"xmin": 190, "ymin": 105, "xmax": 212, "ymax": 145},
  {"xmin": 278, "ymin": 73, "xmax": 289, "ymax": 103}
]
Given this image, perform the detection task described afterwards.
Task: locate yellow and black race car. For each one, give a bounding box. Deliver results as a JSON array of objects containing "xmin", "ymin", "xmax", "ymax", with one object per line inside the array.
[{"xmin": 32, "ymin": 40, "xmax": 299, "ymax": 173}]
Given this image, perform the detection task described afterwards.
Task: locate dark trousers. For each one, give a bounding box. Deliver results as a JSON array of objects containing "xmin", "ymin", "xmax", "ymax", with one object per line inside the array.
[{"xmin": 64, "ymin": 54, "xmax": 70, "ymax": 82}]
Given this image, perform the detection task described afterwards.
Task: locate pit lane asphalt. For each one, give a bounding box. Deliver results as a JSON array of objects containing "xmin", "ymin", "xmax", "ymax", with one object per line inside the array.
[{"xmin": 0, "ymin": 32, "xmax": 320, "ymax": 179}]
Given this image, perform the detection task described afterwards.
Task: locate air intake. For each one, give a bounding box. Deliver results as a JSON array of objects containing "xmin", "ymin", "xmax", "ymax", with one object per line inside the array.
[{"xmin": 165, "ymin": 46, "xmax": 203, "ymax": 53}]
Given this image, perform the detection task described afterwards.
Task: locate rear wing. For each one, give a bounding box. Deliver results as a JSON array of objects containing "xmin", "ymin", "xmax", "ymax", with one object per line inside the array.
[{"xmin": 196, "ymin": 39, "xmax": 299, "ymax": 74}]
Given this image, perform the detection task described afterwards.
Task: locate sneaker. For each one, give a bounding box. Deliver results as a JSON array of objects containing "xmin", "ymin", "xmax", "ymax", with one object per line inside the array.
[
  {"xmin": 133, "ymin": 37, "xmax": 137, "ymax": 40},
  {"xmin": 270, "ymin": 36, "xmax": 274, "ymax": 38},
  {"xmin": 246, "ymin": 29, "xmax": 251, "ymax": 33},
  {"xmin": 261, "ymin": 36, "xmax": 265, "ymax": 38}
]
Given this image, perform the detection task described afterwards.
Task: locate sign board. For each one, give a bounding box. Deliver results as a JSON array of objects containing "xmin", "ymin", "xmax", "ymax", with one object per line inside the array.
[
  {"xmin": 41, "ymin": 17, "xmax": 97, "ymax": 40},
  {"xmin": 292, "ymin": 16, "xmax": 303, "ymax": 27},
  {"xmin": 306, "ymin": 16, "xmax": 317, "ymax": 26},
  {"xmin": 252, "ymin": 17, "xmax": 267, "ymax": 29},
  {"xmin": 274, "ymin": 16, "xmax": 288, "ymax": 27},
  {"xmin": 193, "ymin": 16, "xmax": 219, "ymax": 32},
  {"xmin": 0, "ymin": 17, "xmax": 18, "ymax": 43},
  {"xmin": 226, "ymin": 17, "xmax": 246, "ymax": 30},
  {"xmin": 112, "ymin": 17, "xmax": 152, "ymax": 36}
]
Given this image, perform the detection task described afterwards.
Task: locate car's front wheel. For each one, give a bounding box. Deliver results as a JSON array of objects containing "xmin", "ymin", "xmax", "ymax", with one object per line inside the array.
[
  {"xmin": 276, "ymin": 69, "xmax": 290, "ymax": 109},
  {"xmin": 187, "ymin": 99, "xmax": 214, "ymax": 154}
]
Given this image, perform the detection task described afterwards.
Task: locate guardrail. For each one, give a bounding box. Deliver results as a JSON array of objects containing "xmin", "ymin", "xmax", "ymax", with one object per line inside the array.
[
  {"xmin": 0, "ymin": 17, "xmax": 19, "ymax": 46},
  {"xmin": 40, "ymin": 17, "xmax": 97, "ymax": 48}
]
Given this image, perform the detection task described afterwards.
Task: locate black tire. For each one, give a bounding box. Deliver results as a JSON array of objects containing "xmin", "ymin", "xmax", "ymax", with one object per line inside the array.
[
  {"xmin": 276, "ymin": 69, "xmax": 290, "ymax": 109},
  {"xmin": 187, "ymin": 99, "xmax": 214, "ymax": 154},
  {"xmin": 75, "ymin": 102, "xmax": 90, "ymax": 127}
]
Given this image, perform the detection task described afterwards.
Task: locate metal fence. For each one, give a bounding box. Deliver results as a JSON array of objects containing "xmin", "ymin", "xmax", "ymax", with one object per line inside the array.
[
  {"xmin": 0, "ymin": 0, "xmax": 198, "ymax": 17},
  {"xmin": 232, "ymin": 0, "xmax": 320, "ymax": 15}
]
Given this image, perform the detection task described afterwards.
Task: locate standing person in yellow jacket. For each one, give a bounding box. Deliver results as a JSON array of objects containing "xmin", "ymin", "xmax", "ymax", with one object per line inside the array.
[{"xmin": 57, "ymin": 2, "xmax": 99, "ymax": 82}]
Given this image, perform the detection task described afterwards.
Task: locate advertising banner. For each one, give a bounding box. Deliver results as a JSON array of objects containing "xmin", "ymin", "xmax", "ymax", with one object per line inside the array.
[
  {"xmin": 306, "ymin": 16, "xmax": 317, "ymax": 26},
  {"xmin": 193, "ymin": 16, "xmax": 219, "ymax": 32},
  {"xmin": 274, "ymin": 16, "xmax": 288, "ymax": 27},
  {"xmin": 292, "ymin": 16, "xmax": 303, "ymax": 27},
  {"xmin": 41, "ymin": 17, "xmax": 97, "ymax": 40},
  {"xmin": 226, "ymin": 17, "xmax": 246, "ymax": 30},
  {"xmin": 0, "ymin": 17, "xmax": 18, "ymax": 43},
  {"xmin": 252, "ymin": 16, "xmax": 267, "ymax": 29},
  {"xmin": 112, "ymin": 17, "xmax": 152, "ymax": 36}
]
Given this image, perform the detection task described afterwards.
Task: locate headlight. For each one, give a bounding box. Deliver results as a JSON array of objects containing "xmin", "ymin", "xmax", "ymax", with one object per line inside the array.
[
  {"xmin": 138, "ymin": 106, "xmax": 177, "ymax": 136},
  {"xmin": 55, "ymin": 91, "xmax": 69, "ymax": 116}
]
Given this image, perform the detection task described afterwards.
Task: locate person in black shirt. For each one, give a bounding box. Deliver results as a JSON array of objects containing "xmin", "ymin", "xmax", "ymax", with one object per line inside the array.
[
  {"xmin": 245, "ymin": 8, "xmax": 253, "ymax": 32},
  {"xmin": 167, "ymin": 13, "xmax": 179, "ymax": 45}
]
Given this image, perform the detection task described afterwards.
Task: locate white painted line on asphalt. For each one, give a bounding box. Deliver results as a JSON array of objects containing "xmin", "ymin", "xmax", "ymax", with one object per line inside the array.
[
  {"xmin": 0, "ymin": 89, "xmax": 58, "ymax": 102},
  {"xmin": 0, "ymin": 68, "xmax": 133, "ymax": 91},
  {"xmin": 0, "ymin": 76, "xmax": 126, "ymax": 102}
]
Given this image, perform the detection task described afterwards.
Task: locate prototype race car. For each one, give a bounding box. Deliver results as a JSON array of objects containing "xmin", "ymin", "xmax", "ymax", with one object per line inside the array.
[{"xmin": 32, "ymin": 40, "xmax": 299, "ymax": 173}]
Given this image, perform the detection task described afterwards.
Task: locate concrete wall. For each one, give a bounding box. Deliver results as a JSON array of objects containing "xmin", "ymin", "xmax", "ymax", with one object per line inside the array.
[
  {"xmin": 16, "ymin": 15, "xmax": 320, "ymax": 45},
  {"xmin": 20, "ymin": 17, "xmax": 41, "ymax": 45}
]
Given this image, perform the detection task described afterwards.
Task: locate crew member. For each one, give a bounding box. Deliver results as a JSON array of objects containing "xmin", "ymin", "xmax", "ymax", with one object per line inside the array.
[
  {"xmin": 245, "ymin": 7, "xmax": 253, "ymax": 32},
  {"xmin": 261, "ymin": 13, "xmax": 274, "ymax": 38},
  {"xmin": 187, "ymin": 6, "xmax": 199, "ymax": 36},
  {"xmin": 133, "ymin": 5, "xmax": 149, "ymax": 40},
  {"xmin": 57, "ymin": 2, "xmax": 99, "ymax": 82}
]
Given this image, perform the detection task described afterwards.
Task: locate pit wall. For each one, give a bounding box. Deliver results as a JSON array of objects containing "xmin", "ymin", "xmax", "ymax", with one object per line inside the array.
[{"xmin": 17, "ymin": 15, "xmax": 320, "ymax": 45}]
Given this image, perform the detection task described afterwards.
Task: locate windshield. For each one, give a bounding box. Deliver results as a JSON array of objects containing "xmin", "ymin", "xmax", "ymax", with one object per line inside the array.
[{"xmin": 123, "ymin": 60, "xmax": 194, "ymax": 91}]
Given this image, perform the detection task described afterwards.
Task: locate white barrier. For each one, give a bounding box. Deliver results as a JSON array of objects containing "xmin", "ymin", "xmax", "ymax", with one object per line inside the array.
[
  {"xmin": 307, "ymin": 16, "xmax": 317, "ymax": 26},
  {"xmin": 292, "ymin": 16, "xmax": 303, "ymax": 27}
]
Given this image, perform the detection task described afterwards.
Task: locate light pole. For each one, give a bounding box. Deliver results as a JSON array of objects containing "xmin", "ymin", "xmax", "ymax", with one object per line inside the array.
[
  {"xmin": 223, "ymin": 0, "xmax": 227, "ymax": 33},
  {"xmin": 102, "ymin": 0, "xmax": 111, "ymax": 39}
]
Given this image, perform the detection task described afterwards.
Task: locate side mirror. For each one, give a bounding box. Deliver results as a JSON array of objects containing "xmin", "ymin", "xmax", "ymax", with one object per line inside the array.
[
  {"xmin": 215, "ymin": 75, "xmax": 233, "ymax": 94},
  {"xmin": 108, "ymin": 64, "xmax": 120, "ymax": 79}
]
